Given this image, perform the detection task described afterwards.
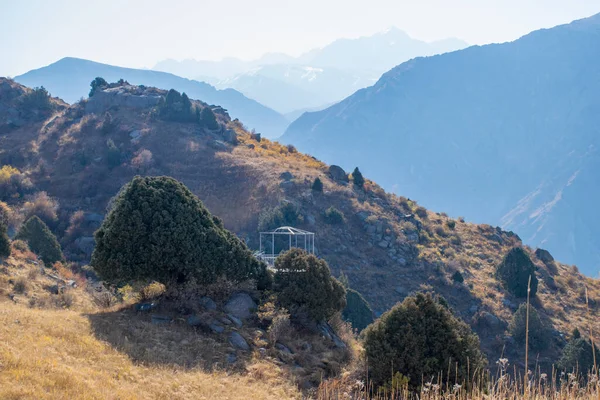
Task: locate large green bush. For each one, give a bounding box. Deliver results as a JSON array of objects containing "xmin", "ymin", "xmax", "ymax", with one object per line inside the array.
[
  {"xmin": 311, "ymin": 177, "xmax": 323, "ymax": 193},
  {"xmin": 342, "ymin": 288, "xmax": 374, "ymax": 332},
  {"xmin": 273, "ymin": 248, "xmax": 346, "ymax": 322},
  {"xmin": 363, "ymin": 292, "xmax": 486, "ymax": 390},
  {"xmin": 558, "ymin": 330, "xmax": 600, "ymax": 374},
  {"xmin": 0, "ymin": 220, "xmax": 10, "ymax": 259},
  {"xmin": 496, "ymin": 247, "xmax": 538, "ymax": 297},
  {"xmin": 158, "ymin": 89, "xmax": 197, "ymax": 123},
  {"xmin": 16, "ymin": 216, "xmax": 64, "ymax": 265},
  {"xmin": 509, "ymin": 303, "xmax": 548, "ymax": 351},
  {"xmin": 324, "ymin": 206, "xmax": 344, "ymax": 225},
  {"xmin": 91, "ymin": 176, "xmax": 270, "ymax": 288}
]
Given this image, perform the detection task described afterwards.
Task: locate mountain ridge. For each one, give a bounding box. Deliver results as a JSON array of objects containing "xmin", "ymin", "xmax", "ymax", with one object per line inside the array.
[
  {"xmin": 282, "ymin": 12, "xmax": 600, "ymax": 276},
  {"xmin": 14, "ymin": 57, "xmax": 288, "ymax": 138}
]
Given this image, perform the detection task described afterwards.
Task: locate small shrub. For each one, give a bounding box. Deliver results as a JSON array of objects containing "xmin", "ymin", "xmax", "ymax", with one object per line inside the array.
[
  {"xmin": 273, "ymin": 249, "xmax": 346, "ymax": 322},
  {"xmin": 342, "ymin": 288, "xmax": 374, "ymax": 332},
  {"xmin": 352, "ymin": 167, "xmax": 364, "ymax": 189},
  {"xmin": 106, "ymin": 139, "xmax": 121, "ymax": 169},
  {"xmin": 509, "ymin": 303, "xmax": 548, "ymax": 350},
  {"xmin": 324, "ymin": 206, "xmax": 344, "ymax": 225},
  {"xmin": 451, "ymin": 270, "xmax": 464, "ymax": 284},
  {"xmin": 16, "ymin": 216, "xmax": 64, "ymax": 265},
  {"xmin": 267, "ymin": 310, "xmax": 292, "ymax": 345},
  {"xmin": 415, "ymin": 206, "xmax": 428, "ymax": 219},
  {"xmin": 56, "ymin": 291, "xmax": 74, "ymax": 308},
  {"xmin": 200, "ymin": 106, "xmax": 219, "ymax": 129},
  {"xmin": 558, "ymin": 332, "xmax": 600, "ymax": 374},
  {"xmin": 446, "ymin": 220, "xmax": 456, "ymax": 230},
  {"xmin": 0, "ymin": 220, "xmax": 10, "ymax": 259},
  {"xmin": 311, "ymin": 177, "xmax": 323, "ymax": 193},
  {"xmin": 131, "ymin": 149, "xmax": 153, "ymax": 170},
  {"xmin": 496, "ymin": 247, "xmax": 538, "ymax": 297},
  {"xmin": 363, "ymin": 292, "xmax": 486, "ymax": 390},
  {"xmin": 20, "ymin": 86, "xmax": 54, "ymax": 113},
  {"xmin": 89, "ymin": 77, "xmax": 108, "ymax": 97},
  {"xmin": 139, "ymin": 281, "xmax": 166, "ymax": 301},
  {"xmin": 22, "ymin": 191, "xmax": 59, "ymax": 227},
  {"xmin": 258, "ymin": 202, "xmax": 302, "ymax": 231},
  {"xmin": 286, "ymin": 144, "xmax": 297, "ymax": 154},
  {"xmin": 13, "ymin": 276, "xmax": 28, "ymax": 294},
  {"xmin": 11, "ymin": 239, "xmax": 29, "ymax": 252},
  {"xmin": 93, "ymin": 291, "xmax": 117, "ymax": 308}
]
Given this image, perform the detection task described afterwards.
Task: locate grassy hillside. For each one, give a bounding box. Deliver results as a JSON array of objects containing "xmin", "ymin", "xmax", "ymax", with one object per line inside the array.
[{"xmin": 1, "ymin": 77, "xmax": 599, "ymax": 383}]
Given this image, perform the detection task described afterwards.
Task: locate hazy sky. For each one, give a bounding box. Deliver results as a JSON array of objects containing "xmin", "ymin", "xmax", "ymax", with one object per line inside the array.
[{"xmin": 1, "ymin": 0, "xmax": 599, "ymax": 77}]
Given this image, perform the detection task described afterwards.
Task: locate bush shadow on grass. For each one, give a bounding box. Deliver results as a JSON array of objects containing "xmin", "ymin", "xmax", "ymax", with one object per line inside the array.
[{"xmin": 86, "ymin": 305, "xmax": 251, "ymax": 371}]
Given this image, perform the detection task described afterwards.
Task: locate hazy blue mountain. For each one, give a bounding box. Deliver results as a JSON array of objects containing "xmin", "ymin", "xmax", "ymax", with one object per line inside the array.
[
  {"xmin": 299, "ymin": 27, "xmax": 468, "ymax": 72},
  {"xmin": 218, "ymin": 65, "xmax": 378, "ymax": 113},
  {"xmin": 152, "ymin": 28, "xmax": 467, "ymax": 113},
  {"xmin": 282, "ymin": 13, "xmax": 600, "ymax": 276},
  {"xmin": 15, "ymin": 57, "xmax": 288, "ymax": 138}
]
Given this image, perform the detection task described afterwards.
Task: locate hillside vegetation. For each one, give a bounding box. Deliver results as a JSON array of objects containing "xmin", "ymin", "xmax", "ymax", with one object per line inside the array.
[{"xmin": 1, "ymin": 78, "xmax": 600, "ymax": 397}]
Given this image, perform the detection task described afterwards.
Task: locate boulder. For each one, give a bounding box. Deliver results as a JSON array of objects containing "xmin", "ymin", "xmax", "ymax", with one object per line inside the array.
[
  {"xmin": 227, "ymin": 314, "xmax": 243, "ymax": 328},
  {"xmin": 151, "ymin": 314, "xmax": 171, "ymax": 325},
  {"xmin": 228, "ymin": 332, "xmax": 250, "ymax": 351},
  {"xmin": 199, "ymin": 296, "xmax": 217, "ymax": 311},
  {"xmin": 328, "ymin": 165, "xmax": 348, "ymax": 183},
  {"xmin": 209, "ymin": 322, "xmax": 225, "ymax": 334},
  {"xmin": 318, "ymin": 322, "xmax": 346, "ymax": 348},
  {"xmin": 84, "ymin": 213, "xmax": 104, "ymax": 223},
  {"xmin": 187, "ymin": 315, "xmax": 203, "ymax": 327},
  {"xmin": 222, "ymin": 129, "xmax": 238, "ymax": 144},
  {"xmin": 225, "ymin": 293, "xmax": 256, "ymax": 320},
  {"xmin": 226, "ymin": 353, "xmax": 238, "ymax": 364},
  {"xmin": 275, "ymin": 343, "xmax": 293, "ymax": 354}
]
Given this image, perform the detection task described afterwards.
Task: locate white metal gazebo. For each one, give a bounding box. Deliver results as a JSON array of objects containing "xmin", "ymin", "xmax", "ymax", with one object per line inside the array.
[{"xmin": 257, "ymin": 226, "xmax": 315, "ymax": 267}]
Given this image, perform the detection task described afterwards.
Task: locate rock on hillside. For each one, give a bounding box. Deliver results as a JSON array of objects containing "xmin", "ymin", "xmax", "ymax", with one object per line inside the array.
[
  {"xmin": 282, "ymin": 13, "xmax": 600, "ymax": 276},
  {"xmin": 1, "ymin": 80, "xmax": 599, "ymax": 368},
  {"xmin": 14, "ymin": 57, "xmax": 288, "ymax": 138}
]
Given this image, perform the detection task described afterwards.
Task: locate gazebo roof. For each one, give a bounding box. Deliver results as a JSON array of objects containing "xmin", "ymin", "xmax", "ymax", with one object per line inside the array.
[{"xmin": 260, "ymin": 226, "xmax": 314, "ymax": 235}]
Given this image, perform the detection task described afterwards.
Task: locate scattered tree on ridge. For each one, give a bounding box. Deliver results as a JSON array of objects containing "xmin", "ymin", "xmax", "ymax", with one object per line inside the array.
[
  {"xmin": 558, "ymin": 328, "xmax": 600, "ymax": 374},
  {"xmin": 496, "ymin": 247, "xmax": 538, "ymax": 297},
  {"xmin": 363, "ymin": 292, "xmax": 486, "ymax": 390},
  {"xmin": 89, "ymin": 77, "xmax": 108, "ymax": 97},
  {"xmin": 509, "ymin": 303, "xmax": 549, "ymax": 351},
  {"xmin": 352, "ymin": 167, "xmax": 364, "ymax": 189},
  {"xmin": 16, "ymin": 216, "xmax": 64, "ymax": 265},
  {"xmin": 311, "ymin": 177, "xmax": 323, "ymax": 192},
  {"xmin": 0, "ymin": 219, "xmax": 10, "ymax": 259}
]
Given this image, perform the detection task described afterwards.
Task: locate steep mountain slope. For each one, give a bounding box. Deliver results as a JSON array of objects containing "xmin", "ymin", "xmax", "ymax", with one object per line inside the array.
[
  {"xmin": 14, "ymin": 57, "xmax": 288, "ymax": 138},
  {"xmin": 282, "ymin": 13, "xmax": 600, "ymax": 276},
  {"xmin": 2, "ymin": 78, "xmax": 599, "ymax": 370}
]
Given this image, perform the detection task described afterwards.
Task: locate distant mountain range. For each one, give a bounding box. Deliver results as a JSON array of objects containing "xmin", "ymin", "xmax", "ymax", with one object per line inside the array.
[
  {"xmin": 14, "ymin": 58, "xmax": 288, "ymax": 138},
  {"xmin": 282, "ymin": 13, "xmax": 600, "ymax": 276},
  {"xmin": 153, "ymin": 28, "xmax": 468, "ymax": 114}
]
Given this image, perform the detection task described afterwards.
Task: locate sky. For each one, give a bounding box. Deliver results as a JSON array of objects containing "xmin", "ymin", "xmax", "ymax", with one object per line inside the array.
[{"xmin": 1, "ymin": 0, "xmax": 599, "ymax": 77}]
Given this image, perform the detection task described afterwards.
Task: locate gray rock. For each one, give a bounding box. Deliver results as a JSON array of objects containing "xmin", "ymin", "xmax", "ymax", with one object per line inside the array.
[
  {"xmin": 305, "ymin": 214, "xmax": 316, "ymax": 226},
  {"xmin": 317, "ymin": 322, "xmax": 346, "ymax": 348},
  {"xmin": 228, "ymin": 332, "xmax": 250, "ymax": 351},
  {"xmin": 220, "ymin": 316, "xmax": 232, "ymax": 325},
  {"xmin": 279, "ymin": 181, "xmax": 295, "ymax": 190},
  {"xmin": 227, "ymin": 314, "xmax": 243, "ymax": 328},
  {"xmin": 222, "ymin": 129, "xmax": 237, "ymax": 144},
  {"xmin": 258, "ymin": 347, "xmax": 267, "ymax": 357},
  {"xmin": 199, "ymin": 296, "xmax": 217, "ymax": 311},
  {"xmin": 135, "ymin": 302, "xmax": 156, "ymax": 312},
  {"xmin": 356, "ymin": 211, "xmax": 371, "ymax": 221},
  {"xmin": 378, "ymin": 240, "xmax": 389, "ymax": 248},
  {"xmin": 225, "ymin": 293, "xmax": 256, "ymax": 320},
  {"xmin": 151, "ymin": 314, "xmax": 171, "ymax": 325},
  {"xmin": 275, "ymin": 343, "xmax": 293, "ymax": 354},
  {"xmin": 226, "ymin": 353, "xmax": 237, "ymax": 364},
  {"xmin": 210, "ymin": 140, "xmax": 228, "ymax": 150},
  {"xmin": 480, "ymin": 311, "xmax": 503, "ymax": 330},
  {"xmin": 535, "ymin": 248, "xmax": 554, "ymax": 263},
  {"xmin": 280, "ymin": 171, "xmax": 294, "ymax": 181},
  {"xmin": 328, "ymin": 165, "xmax": 349, "ymax": 182},
  {"xmin": 469, "ymin": 305, "xmax": 479, "ymax": 314},
  {"xmin": 129, "ymin": 130, "xmax": 142, "ymax": 141},
  {"xmin": 209, "ymin": 323, "xmax": 225, "ymax": 333},
  {"xmin": 85, "ymin": 86, "xmax": 162, "ymax": 114},
  {"xmin": 187, "ymin": 315, "xmax": 203, "ymax": 326}
]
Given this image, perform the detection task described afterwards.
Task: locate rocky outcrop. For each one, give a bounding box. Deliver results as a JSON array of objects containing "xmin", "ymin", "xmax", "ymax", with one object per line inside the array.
[
  {"xmin": 224, "ymin": 292, "xmax": 256, "ymax": 320},
  {"xmin": 85, "ymin": 86, "xmax": 162, "ymax": 114},
  {"xmin": 328, "ymin": 165, "xmax": 348, "ymax": 183}
]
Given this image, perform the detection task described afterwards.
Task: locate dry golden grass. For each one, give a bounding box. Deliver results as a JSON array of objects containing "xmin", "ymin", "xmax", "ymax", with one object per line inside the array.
[{"xmin": 0, "ymin": 303, "xmax": 301, "ymax": 400}]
